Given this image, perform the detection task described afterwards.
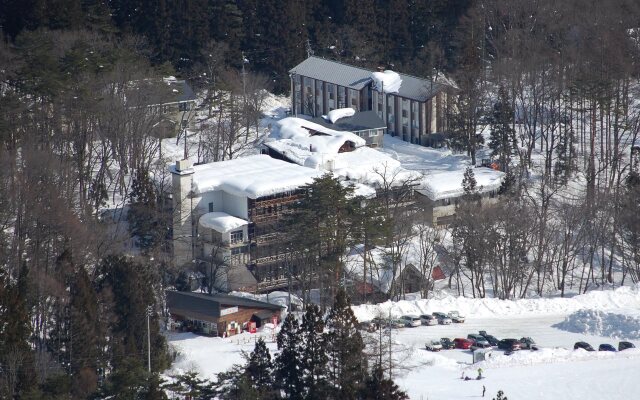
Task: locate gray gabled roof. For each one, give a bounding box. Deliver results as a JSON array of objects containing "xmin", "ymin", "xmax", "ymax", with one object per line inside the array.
[
  {"xmin": 311, "ymin": 110, "xmax": 386, "ymax": 132},
  {"xmin": 166, "ymin": 290, "xmax": 282, "ymax": 320},
  {"xmin": 163, "ymin": 79, "xmax": 197, "ymax": 104},
  {"xmin": 394, "ymin": 73, "xmax": 447, "ymax": 102},
  {"xmin": 289, "ymin": 56, "xmax": 373, "ymax": 90},
  {"xmin": 289, "ymin": 56, "xmax": 452, "ymax": 102}
]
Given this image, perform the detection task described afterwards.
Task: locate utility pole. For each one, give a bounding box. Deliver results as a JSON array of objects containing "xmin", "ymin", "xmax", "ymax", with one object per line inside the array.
[
  {"xmin": 241, "ymin": 51, "xmax": 247, "ymax": 99},
  {"xmin": 241, "ymin": 52, "xmax": 249, "ymax": 141},
  {"xmin": 146, "ymin": 305, "xmax": 152, "ymax": 374},
  {"xmin": 306, "ymin": 39, "xmax": 314, "ymax": 58}
]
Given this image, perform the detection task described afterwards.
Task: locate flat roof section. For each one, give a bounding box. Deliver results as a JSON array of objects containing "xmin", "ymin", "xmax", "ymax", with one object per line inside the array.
[{"xmin": 190, "ymin": 154, "xmax": 323, "ymax": 198}]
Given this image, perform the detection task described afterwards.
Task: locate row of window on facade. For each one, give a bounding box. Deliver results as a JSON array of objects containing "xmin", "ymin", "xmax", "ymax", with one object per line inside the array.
[
  {"xmin": 436, "ymin": 190, "xmax": 498, "ymax": 207},
  {"xmin": 254, "ymin": 261, "xmax": 301, "ymax": 281}
]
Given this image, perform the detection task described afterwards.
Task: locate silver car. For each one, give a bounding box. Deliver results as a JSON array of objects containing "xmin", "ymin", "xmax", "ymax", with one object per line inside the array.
[
  {"xmin": 426, "ymin": 340, "xmax": 443, "ymax": 351},
  {"xmin": 432, "ymin": 312, "xmax": 452, "ymax": 325},
  {"xmin": 400, "ymin": 315, "xmax": 422, "ymax": 327},
  {"xmin": 448, "ymin": 311, "xmax": 466, "ymax": 323},
  {"xmin": 420, "ymin": 314, "xmax": 438, "ymax": 326}
]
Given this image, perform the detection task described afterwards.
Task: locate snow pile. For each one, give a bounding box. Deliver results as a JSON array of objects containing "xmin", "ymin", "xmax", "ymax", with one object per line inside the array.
[
  {"xmin": 326, "ymin": 108, "xmax": 355, "ymax": 123},
  {"xmin": 191, "ymin": 154, "xmax": 323, "ymax": 198},
  {"xmin": 198, "ymin": 212, "xmax": 247, "ymax": 233},
  {"xmin": 420, "ymin": 167, "xmax": 505, "ymax": 200},
  {"xmin": 553, "ymin": 310, "xmax": 640, "ymax": 339},
  {"xmin": 351, "ymin": 284, "xmax": 640, "ymax": 322},
  {"xmin": 471, "ymin": 347, "xmax": 640, "ymax": 371},
  {"xmin": 371, "ymin": 70, "xmax": 402, "ymax": 93}
]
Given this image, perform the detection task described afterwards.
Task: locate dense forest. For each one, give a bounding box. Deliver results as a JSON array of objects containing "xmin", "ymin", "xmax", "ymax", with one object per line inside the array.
[{"xmin": 1, "ymin": 0, "xmax": 640, "ymax": 398}]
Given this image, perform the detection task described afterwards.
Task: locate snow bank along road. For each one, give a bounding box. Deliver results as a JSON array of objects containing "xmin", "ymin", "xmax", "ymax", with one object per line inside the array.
[{"xmin": 167, "ymin": 286, "xmax": 640, "ymax": 399}]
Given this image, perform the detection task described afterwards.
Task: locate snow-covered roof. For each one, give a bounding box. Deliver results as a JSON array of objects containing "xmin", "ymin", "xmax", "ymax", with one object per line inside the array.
[
  {"xmin": 330, "ymin": 147, "xmax": 415, "ymax": 186},
  {"xmin": 275, "ymin": 117, "xmax": 366, "ymax": 152},
  {"xmin": 199, "ymin": 212, "xmax": 248, "ymax": 233},
  {"xmin": 311, "ymin": 110, "xmax": 386, "ymax": 132},
  {"xmin": 419, "ymin": 168, "xmax": 505, "ymax": 201},
  {"xmin": 341, "ymin": 181, "xmax": 377, "ymax": 199},
  {"xmin": 326, "ymin": 108, "xmax": 356, "ymax": 123},
  {"xmin": 371, "ymin": 70, "xmax": 402, "ymax": 93},
  {"xmin": 190, "ymin": 154, "xmax": 323, "ymax": 198}
]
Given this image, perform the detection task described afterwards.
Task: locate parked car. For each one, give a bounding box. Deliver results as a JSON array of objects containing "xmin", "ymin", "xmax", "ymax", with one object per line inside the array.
[
  {"xmin": 371, "ymin": 317, "xmax": 385, "ymax": 328},
  {"xmin": 482, "ymin": 334, "xmax": 499, "ymax": 346},
  {"xmin": 468, "ymin": 334, "xmax": 490, "ymax": 346},
  {"xmin": 420, "ymin": 314, "xmax": 439, "ymax": 326},
  {"xmin": 440, "ymin": 338, "xmax": 455, "ymax": 349},
  {"xmin": 454, "ymin": 338, "xmax": 474, "ymax": 349},
  {"xmin": 599, "ymin": 344, "xmax": 616, "ymax": 352},
  {"xmin": 390, "ymin": 319, "xmax": 406, "ymax": 329},
  {"xmin": 400, "ymin": 315, "xmax": 422, "ymax": 328},
  {"xmin": 471, "ymin": 341, "xmax": 492, "ymax": 351},
  {"xmin": 432, "ymin": 312, "xmax": 453, "ymax": 325},
  {"xmin": 498, "ymin": 339, "xmax": 522, "ymax": 351},
  {"xmin": 357, "ymin": 321, "xmax": 377, "ymax": 332},
  {"xmin": 618, "ymin": 341, "xmax": 636, "ymax": 351},
  {"xmin": 426, "ymin": 340, "xmax": 443, "ymax": 352},
  {"xmin": 448, "ymin": 311, "xmax": 466, "ymax": 323},
  {"xmin": 519, "ymin": 337, "xmax": 539, "ymax": 350},
  {"xmin": 574, "ymin": 341, "xmax": 595, "ymax": 351}
]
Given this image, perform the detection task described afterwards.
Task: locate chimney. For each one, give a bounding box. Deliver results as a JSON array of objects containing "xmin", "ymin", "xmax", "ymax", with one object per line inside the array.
[{"xmin": 175, "ymin": 159, "xmax": 193, "ymax": 172}]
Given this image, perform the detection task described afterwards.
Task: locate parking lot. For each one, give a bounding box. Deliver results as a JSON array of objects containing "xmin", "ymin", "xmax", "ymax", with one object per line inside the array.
[{"xmin": 384, "ymin": 314, "xmax": 635, "ymax": 363}]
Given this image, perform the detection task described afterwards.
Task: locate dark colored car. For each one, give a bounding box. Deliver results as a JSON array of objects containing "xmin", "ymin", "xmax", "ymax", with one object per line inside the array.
[
  {"xmin": 357, "ymin": 321, "xmax": 377, "ymax": 332},
  {"xmin": 468, "ymin": 334, "xmax": 488, "ymax": 344},
  {"xmin": 598, "ymin": 344, "xmax": 616, "ymax": 352},
  {"xmin": 482, "ymin": 334, "xmax": 499, "ymax": 346},
  {"xmin": 498, "ymin": 339, "xmax": 522, "ymax": 351},
  {"xmin": 440, "ymin": 338, "xmax": 455, "ymax": 350},
  {"xmin": 574, "ymin": 341, "xmax": 595, "ymax": 351},
  {"xmin": 454, "ymin": 338, "xmax": 474, "ymax": 349},
  {"xmin": 619, "ymin": 341, "xmax": 636, "ymax": 351}
]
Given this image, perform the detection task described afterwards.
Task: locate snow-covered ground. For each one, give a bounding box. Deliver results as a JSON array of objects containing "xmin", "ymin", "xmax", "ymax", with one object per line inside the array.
[{"xmin": 166, "ymin": 285, "xmax": 640, "ymax": 399}]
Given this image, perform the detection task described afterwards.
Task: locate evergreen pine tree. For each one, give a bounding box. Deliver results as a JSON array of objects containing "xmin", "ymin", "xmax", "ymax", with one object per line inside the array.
[
  {"xmin": 215, "ymin": 364, "xmax": 260, "ymax": 400},
  {"xmin": 163, "ymin": 371, "xmax": 213, "ymax": 400},
  {"xmin": 69, "ymin": 266, "xmax": 102, "ymax": 398},
  {"xmin": 325, "ymin": 289, "xmax": 367, "ymax": 399},
  {"xmin": 300, "ymin": 305, "xmax": 330, "ymax": 400},
  {"xmin": 489, "ymin": 86, "xmax": 516, "ymax": 173},
  {"xmin": 275, "ymin": 313, "xmax": 304, "ymax": 399},
  {"xmin": 461, "ymin": 166, "xmax": 481, "ymax": 204},
  {"xmin": 245, "ymin": 338, "xmax": 276, "ymax": 396},
  {"xmin": 286, "ymin": 174, "xmax": 356, "ymax": 309},
  {"xmin": 498, "ymin": 168, "xmax": 517, "ymax": 196},
  {"xmin": 359, "ymin": 366, "xmax": 409, "ymax": 400},
  {"xmin": 128, "ymin": 167, "xmax": 165, "ymax": 251},
  {"xmin": 0, "ymin": 264, "xmax": 37, "ymax": 397},
  {"xmin": 554, "ymin": 128, "xmax": 577, "ymax": 184}
]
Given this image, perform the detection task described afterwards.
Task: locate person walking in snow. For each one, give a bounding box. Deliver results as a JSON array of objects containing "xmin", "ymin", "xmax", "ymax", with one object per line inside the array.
[
  {"xmin": 482, "ymin": 385, "xmax": 486, "ymax": 397},
  {"xmin": 477, "ymin": 368, "xmax": 483, "ymax": 379},
  {"xmin": 461, "ymin": 371, "xmax": 465, "ymax": 380}
]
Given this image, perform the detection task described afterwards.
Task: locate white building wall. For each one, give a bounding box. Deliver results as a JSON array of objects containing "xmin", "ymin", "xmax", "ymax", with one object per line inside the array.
[{"xmin": 222, "ymin": 192, "xmax": 248, "ymax": 219}]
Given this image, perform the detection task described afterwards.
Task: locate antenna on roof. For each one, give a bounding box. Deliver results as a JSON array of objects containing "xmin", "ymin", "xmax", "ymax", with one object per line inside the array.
[{"xmin": 306, "ymin": 39, "xmax": 314, "ymax": 58}]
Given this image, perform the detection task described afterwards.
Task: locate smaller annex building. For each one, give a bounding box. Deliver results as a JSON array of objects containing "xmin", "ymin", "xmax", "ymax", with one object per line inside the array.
[
  {"xmin": 418, "ymin": 168, "xmax": 505, "ymax": 226},
  {"xmin": 166, "ymin": 290, "xmax": 283, "ymax": 337}
]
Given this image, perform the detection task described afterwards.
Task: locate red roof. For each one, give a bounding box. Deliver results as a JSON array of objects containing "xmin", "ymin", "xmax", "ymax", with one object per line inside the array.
[{"xmin": 432, "ymin": 266, "xmax": 446, "ymax": 281}]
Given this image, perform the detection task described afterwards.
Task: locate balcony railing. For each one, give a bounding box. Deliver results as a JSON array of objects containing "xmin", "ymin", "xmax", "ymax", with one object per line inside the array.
[{"xmin": 253, "ymin": 253, "xmax": 288, "ymax": 265}]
